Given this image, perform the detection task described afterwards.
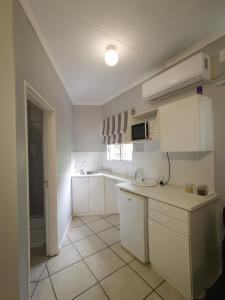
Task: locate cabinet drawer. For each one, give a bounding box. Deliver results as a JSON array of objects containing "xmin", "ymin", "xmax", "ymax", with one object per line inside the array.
[
  {"xmin": 149, "ymin": 209, "xmax": 189, "ymax": 236},
  {"xmin": 148, "ymin": 198, "xmax": 188, "ymax": 223}
]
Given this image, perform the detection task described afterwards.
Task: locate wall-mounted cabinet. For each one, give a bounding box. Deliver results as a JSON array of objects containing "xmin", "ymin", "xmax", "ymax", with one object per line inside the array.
[{"xmin": 159, "ymin": 95, "xmax": 213, "ymax": 152}]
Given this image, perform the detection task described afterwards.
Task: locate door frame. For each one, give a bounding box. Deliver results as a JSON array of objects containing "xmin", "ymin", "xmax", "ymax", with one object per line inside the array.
[{"xmin": 24, "ymin": 81, "xmax": 58, "ymax": 295}]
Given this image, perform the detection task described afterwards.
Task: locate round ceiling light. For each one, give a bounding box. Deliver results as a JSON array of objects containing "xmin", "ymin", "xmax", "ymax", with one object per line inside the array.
[{"xmin": 105, "ymin": 45, "xmax": 119, "ymax": 67}]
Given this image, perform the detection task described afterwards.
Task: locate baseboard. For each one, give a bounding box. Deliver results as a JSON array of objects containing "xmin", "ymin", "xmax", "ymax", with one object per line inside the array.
[{"xmin": 59, "ymin": 215, "xmax": 72, "ymax": 249}]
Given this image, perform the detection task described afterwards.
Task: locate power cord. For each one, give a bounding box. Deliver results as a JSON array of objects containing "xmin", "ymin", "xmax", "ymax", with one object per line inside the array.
[{"xmin": 160, "ymin": 152, "xmax": 171, "ymax": 186}]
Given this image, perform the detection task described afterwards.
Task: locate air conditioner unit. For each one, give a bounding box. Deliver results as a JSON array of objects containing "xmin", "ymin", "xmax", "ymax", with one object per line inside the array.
[{"xmin": 142, "ymin": 52, "xmax": 211, "ymax": 101}]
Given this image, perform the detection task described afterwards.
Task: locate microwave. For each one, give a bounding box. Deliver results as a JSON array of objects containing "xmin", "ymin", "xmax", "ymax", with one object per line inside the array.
[{"xmin": 131, "ymin": 121, "xmax": 149, "ymax": 140}]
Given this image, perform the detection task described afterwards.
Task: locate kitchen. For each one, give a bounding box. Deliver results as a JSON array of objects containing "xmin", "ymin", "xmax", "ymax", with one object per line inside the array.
[{"xmin": 3, "ymin": 1, "xmax": 225, "ymax": 300}]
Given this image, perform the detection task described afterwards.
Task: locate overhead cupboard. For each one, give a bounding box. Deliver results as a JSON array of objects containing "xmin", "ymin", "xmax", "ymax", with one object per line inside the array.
[{"xmin": 127, "ymin": 94, "xmax": 214, "ymax": 152}]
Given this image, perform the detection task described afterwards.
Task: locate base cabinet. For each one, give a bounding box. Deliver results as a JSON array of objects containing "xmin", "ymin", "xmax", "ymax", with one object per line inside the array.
[
  {"xmin": 148, "ymin": 198, "xmax": 219, "ymax": 300},
  {"xmin": 72, "ymin": 176, "xmax": 122, "ymax": 215},
  {"xmin": 89, "ymin": 177, "xmax": 104, "ymax": 212},
  {"xmin": 72, "ymin": 177, "xmax": 89, "ymax": 213}
]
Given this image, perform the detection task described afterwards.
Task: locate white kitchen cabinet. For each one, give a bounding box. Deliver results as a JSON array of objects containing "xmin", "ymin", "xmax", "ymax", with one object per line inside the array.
[
  {"xmin": 89, "ymin": 176, "xmax": 104, "ymax": 212},
  {"xmin": 104, "ymin": 177, "xmax": 119, "ymax": 213},
  {"xmin": 159, "ymin": 94, "xmax": 213, "ymax": 152},
  {"xmin": 148, "ymin": 198, "xmax": 219, "ymax": 300},
  {"xmin": 119, "ymin": 190, "xmax": 148, "ymax": 263},
  {"xmin": 72, "ymin": 177, "xmax": 89, "ymax": 213}
]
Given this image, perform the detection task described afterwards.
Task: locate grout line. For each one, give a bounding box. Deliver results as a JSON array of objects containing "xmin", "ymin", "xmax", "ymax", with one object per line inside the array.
[
  {"xmin": 30, "ymin": 281, "xmax": 38, "ymax": 299},
  {"xmin": 46, "ymin": 265, "xmax": 58, "ymax": 300}
]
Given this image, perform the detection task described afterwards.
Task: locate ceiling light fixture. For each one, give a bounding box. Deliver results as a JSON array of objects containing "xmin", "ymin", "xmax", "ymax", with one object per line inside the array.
[{"xmin": 105, "ymin": 45, "xmax": 119, "ymax": 67}]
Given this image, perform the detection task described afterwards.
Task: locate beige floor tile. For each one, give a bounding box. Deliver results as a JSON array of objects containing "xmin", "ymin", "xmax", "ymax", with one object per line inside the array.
[
  {"xmin": 51, "ymin": 261, "xmax": 97, "ymax": 300},
  {"xmin": 97, "ymin": 227, "xmax": 120, "ymax": 245},
  {"xmin": 70, "ymin": 217, "xmax": 83, "ymax": 228},
  {"xmin": 39, "ymin": 266, "xmax": 49, "ymax": 280},
  {"xmin": 84, "ymin": 248, "xmax": 125, "ymax": 280},
  {"xmin": 75, "ymin": 284, "xmax": 108, "ymax": 300},
  {"xmin": 101, "ymin": 265, "xmax": 152, "ymax": 300},
  {"xmin": 80, "ymin": 215, "xmax": 101, "ymax": 224},
  {"xmin": 104, "ymin": 214, "xmax": 120, "ymax": 225},
  {"xmin": 31, "ymin": 277, "xmax": 55, "ymax": 300},
  {"xmin": 129, "ymin": 260, "xmax": 164, "ymax": 288},
  {"xmin": 75, "ymin": 234, "xmax": 107, "ymax": 258},
  {"xmin": 157, "ymin": 281, "xmax": 188, "ymax": 300},
  {"xmin": 61, "ymin": 236, "xmax": 71, "ymax": 247},
  {"xmin": 145, "ymin": 292, "xmax": 162, "ymax": 300},
  {"xmin": 47, "ymin": 244, "xmax": 81, "ymax": 274},
  {"xmin": 87, "ymin": 219, "xmax": 112, "ymax": 233},
  {"xmin": 100, "ymin": 214, "xmax": 113, "ymax": 218},
  {"xmin": 30, "ymin": 282, "xmax": 37, "ymax": 297},
  {"xmin": 67, "ymin": 224, "xmax": 93, "ymax": 242},
  {"xmin": 30, "ymin": 256, "xmax": 47, "ymax": 282},
  {"xmin": 111, "ymin": 242, "xmax": 134, "ymax": 263}
]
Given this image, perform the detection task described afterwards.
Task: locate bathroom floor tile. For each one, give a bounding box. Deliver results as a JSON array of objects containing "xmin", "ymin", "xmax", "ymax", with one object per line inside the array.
[
  {"xmin": 47, "ymin": 244, "xmax": 81, "ymax": 274},
  {"xmin": 67, "ymin": 224, "xmax": 93, "ymax": 242},
  {"xmin": 84, "ymin": 248, "xmax": 125, "ymax": 281},
  {"xmin": 145, "ymin": 291, "xmax": 162, "ymax": 300},
  {"xmin": 97, "ymin": 227, "xmax": 120, "ymax": 245},
  {"xmin": 129, "ymin": 260, "xmax": 164, "ymax": 288},
  {"xmin": 51, "ymin": 261, "xmax": 97, "ymax": 300},
  {"xmin": 100, "ymin": 265, "xmax": 152, "ymax": 300},
  {"xmin": 61, "ymin": 236, "xmax": 71, "ymax": 247},
  {"xmin": 30, "ymin": 256, "xmax": 47, "ymax": 282},
  {"xmin": 74, "ymin": 234, "xmax": 107, "ymax": 258}
]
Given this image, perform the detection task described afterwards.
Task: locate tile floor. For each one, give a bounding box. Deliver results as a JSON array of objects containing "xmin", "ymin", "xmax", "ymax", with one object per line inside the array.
[{"xmin": 30, "ymin": 213, "xmax": 188, "ymax": 300}]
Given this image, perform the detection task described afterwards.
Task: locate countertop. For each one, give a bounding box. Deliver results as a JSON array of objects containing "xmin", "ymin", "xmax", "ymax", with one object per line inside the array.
[
  {"xmin": 117, "ymin": 182, "xmax": 218, "ymax": 212},
  {"xmin": 72, "ymin": 171, "xmax": 218, "ymax": 212},
  {"xmin": 72, "ymin": 171, "xmax": 132, "ymax": 182}
]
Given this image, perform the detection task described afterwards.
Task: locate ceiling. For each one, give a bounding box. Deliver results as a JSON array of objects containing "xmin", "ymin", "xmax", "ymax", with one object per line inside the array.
[{"xmin": 27, "ymin": 0, "xmax": 225, "ymax": 105}]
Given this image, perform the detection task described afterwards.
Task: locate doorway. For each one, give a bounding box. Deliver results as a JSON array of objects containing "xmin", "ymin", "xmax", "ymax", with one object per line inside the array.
[
  {"xmin": 28, "ymin": 102, "xmax": 46, "ymax": 256},
  {"xmin": 24, "ymin": 82, "xmax": 58, "ymax": 298}
]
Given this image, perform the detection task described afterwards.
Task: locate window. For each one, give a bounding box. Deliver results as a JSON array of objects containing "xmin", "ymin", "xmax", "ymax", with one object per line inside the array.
[{"xmin": 107, "ymin": 144, "xmax": 133, "ymax": 161}]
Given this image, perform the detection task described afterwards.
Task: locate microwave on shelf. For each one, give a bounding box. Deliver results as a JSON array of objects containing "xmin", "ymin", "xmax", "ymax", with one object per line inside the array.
[{"xmin": 131, "ymin": 121, "xmax": 155, "ymax": 141}]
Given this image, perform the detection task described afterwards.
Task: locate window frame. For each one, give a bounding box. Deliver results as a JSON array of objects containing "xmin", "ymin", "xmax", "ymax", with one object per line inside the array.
[{"xmin": 106, "ymin": 143, "xmax": 133, "ymax": 162}]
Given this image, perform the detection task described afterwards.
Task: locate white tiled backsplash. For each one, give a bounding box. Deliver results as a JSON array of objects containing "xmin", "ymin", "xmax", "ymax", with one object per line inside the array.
[{"xmin": 71, "ymin": 141, "xmax": 215, "ymax": 192}]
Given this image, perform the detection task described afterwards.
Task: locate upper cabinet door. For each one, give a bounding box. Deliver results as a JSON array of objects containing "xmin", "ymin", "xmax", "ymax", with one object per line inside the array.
[
  {"xmin": 89, "ymin": 176, "xmax": 104, "ymax": 212},
  {"xmin": 159, "ymin": 95, "xmax": 213, "ymax": 152},
  {"xmin": 72, "ymin": 177, "xmax": 89, "ymax": 214}
]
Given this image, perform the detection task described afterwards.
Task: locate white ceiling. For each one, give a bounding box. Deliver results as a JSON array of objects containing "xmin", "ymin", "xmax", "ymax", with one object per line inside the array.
[{"xmin": 27, "ymin": 0, "xmax": 225, "ymax": 105}]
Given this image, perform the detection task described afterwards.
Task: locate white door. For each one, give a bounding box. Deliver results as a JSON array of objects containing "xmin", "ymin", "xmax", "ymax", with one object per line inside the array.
[
  {"xmin": 72, "ymin": 177, "xmax": 89, "ymax": 214},
  {"xmin": 148, "ymin": 219, "xmax": 191, "ymax": 299},
  {"xmin": 89, "ymin": 176, "xmax": 104, "ymax": 212},
  {"xmin": 119, "ymin": 190, "xmax": 146, "ymax": 263},
  {"xmin": 104, "ymin": 178, "xmax": 118, "ymax": 212}
]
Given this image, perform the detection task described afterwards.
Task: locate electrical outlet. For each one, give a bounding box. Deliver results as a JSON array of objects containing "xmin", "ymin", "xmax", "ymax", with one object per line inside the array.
[{"xmin": 219, "ymin": 49, "xmax": 225, "ymax": 63}]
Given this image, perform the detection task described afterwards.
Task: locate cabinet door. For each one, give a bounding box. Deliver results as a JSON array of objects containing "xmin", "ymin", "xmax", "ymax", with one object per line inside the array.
[
  {"xmin": 89, "ymin": 176, "xmax": 104, "ymax": 212},
  {"xmin": 149, "ymin": 219, "xmax": 192, "ymax": 299},
  {"xmin": 119, "ymin": 190, "xmax": 146, "ymax": 263},
  {"xmin": 104, "ymin": 178, "xmax": 118, "ymax": 212},
  {"xmin": 72, "ymin": 178, "xmax": 89, "ymax": 214}
]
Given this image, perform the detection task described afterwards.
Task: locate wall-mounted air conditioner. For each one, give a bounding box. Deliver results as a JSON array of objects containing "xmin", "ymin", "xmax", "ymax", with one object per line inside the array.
[{"xmin": 142, "ymin": 52, "xmax": 211, "ymax": 101}]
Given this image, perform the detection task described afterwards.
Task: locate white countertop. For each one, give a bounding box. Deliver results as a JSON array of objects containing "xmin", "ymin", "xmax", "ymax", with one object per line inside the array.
[
  {"xmin": 72, "ymin": 171, "xmax": 132, "ymax": 182},
  {"xmin": 117, "ymin": 182, "xmax": 218, "ymax": 212}
]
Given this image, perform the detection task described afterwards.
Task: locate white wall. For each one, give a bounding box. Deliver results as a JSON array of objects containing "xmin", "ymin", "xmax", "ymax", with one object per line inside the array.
[
  {"xmin": 72, "ymin": 105, "xmax": 104, "ymax": 152},
  {"xmin": 13, "ymin": 1, "xmax": 73, "ymax": 298},
  {"xmin": 0, "ymin": 0, "xmax": 19, "ymax": 299}
]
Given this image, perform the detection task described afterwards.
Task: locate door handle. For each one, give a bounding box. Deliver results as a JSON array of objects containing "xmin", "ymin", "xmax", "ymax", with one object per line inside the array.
[{"xmin": 44, "ymin": 179, "xmax": 48, "ymax": 188}]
